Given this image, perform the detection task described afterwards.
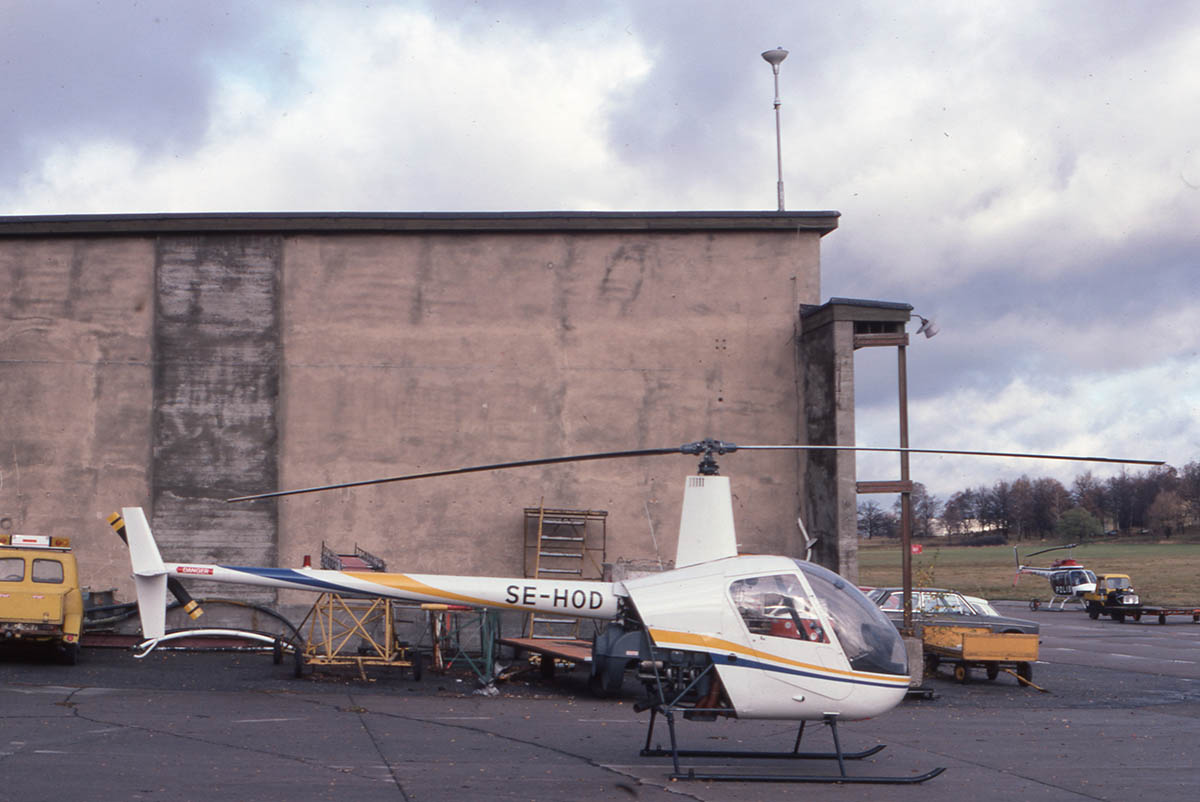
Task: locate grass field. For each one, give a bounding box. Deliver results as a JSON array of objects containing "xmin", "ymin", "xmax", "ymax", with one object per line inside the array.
[{"xmin": 857, "ymin": 539, "xmax": 1200, "ymax": 606}]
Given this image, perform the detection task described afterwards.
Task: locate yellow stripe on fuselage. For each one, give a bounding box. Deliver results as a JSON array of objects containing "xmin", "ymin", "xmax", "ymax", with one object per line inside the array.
[
  {"xmin": 343, "ymin": 572, "xmax": 513, "ymax": 609},
  {"xmin": 648, "ymin": 628, "xmax": 909, "ymax": 687}
]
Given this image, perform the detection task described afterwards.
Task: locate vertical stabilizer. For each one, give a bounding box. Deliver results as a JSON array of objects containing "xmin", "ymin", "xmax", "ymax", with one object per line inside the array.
[
  {"xmin": 674, "ymin": 475, "xmax": 738, "ymax": 568},
  {"xmin": 121, "ymin": 507, "xmax": 168, "ymax": 639}
]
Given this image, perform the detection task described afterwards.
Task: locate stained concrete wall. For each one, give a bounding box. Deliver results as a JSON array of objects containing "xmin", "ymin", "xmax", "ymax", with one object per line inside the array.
[
  {"xmin": 0, "ymin": 237, "xmax": 155, "ymax": 591},
  {"xmin": 154, "ymin": 236, "xmax": 281, "ymax": 602},
  {"xmin": 0, "ymin": 212, "xmax": 836, "ymax": 606},
  {"xmin": 798, "ymin": 308, "xmax": 859, "ymax": 581}
]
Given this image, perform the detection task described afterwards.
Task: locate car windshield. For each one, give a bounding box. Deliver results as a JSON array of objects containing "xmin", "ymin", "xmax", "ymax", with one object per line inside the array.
[
  {"xmin": 919, "ymin": 591, "xmax": 971, "ymax": 615},
  {"xmin": 794, "ymin": 561, "xmax": 908, "ymax": 676}
]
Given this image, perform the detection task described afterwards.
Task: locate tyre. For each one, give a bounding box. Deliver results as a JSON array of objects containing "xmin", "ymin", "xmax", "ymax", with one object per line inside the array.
[
  {"xmin": 953, "ymin": 664, "xmax": 968, "ymax": 683},
  {"xmin": 1017, "ymin": 662, "xmax": 1033, "ymax": 685},
  {"xmin": 293, "ymin": 643, "xmax": 307, "ymax": 678},
  {"xmin": 409, "ymin": 650, "xmax": 423, "ymax": 681},
  {"xmin": 1029, "ymin": 599, "xmax": 1041, "ymax": 611},
  {"xmin": 986, "ymin": 664, "xmax": 999, "ymax": 681}
]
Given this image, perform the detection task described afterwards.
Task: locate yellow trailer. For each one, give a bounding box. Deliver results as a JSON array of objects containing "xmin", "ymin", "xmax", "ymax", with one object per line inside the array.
[{"xmin": 921, "ymin": 624, "xmax": 1038, "ymax": 685}]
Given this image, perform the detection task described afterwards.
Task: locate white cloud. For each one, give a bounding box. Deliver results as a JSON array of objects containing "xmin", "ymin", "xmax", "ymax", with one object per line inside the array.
[
  {"xmin": 856, "ymin": 356, "xmax": 1199, "ymax": 500},
  {"xmin": 3, "ymin": 1, "xmax": 1197, "ymax": 499},
  {"xmin": 5, "ymin": 6, "xmax": 654, "ymax": 214}
]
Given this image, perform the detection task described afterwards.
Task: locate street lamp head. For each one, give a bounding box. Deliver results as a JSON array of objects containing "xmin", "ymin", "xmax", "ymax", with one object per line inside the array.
[
  {"xmin": 761, "ymin": 47, "xmax": 789, "ymax": 73},
  {"xmin": 915, "ymin": 314, "xmax": 939, "ymax": 339}
]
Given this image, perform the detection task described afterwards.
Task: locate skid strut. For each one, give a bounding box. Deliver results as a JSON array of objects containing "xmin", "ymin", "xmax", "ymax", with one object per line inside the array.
[{"xmin": 640, "ymin": 706, "xmax": 945, "ymax": 784}]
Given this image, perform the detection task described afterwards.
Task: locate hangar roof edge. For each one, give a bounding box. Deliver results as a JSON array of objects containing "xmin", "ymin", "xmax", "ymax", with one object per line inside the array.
[{"xmin": 0, "ymin": 210, "xmax": 840, "ymax": 238}]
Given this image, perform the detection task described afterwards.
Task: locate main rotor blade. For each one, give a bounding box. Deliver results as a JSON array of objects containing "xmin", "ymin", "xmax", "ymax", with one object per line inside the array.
[
  {"xmin": 227, "ymin": 447, "xmax": 684, "ymax": 502},
  {"xmin": 228, "ymin": 439, "xmax": 1162, "ymax": 503},
  {"xmin": 736, "ymin": 444, "xmax": 1164, "ymax": 465},
  {"xmin": 1023, "ymin": 543, "xmax": 1079, "ymax": 559}
]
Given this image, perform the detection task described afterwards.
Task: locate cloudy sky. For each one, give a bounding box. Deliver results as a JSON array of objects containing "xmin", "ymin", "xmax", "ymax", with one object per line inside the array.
[{"xmin": 4, "ymin": 0, "xmax": 1197, "ymax": 500}]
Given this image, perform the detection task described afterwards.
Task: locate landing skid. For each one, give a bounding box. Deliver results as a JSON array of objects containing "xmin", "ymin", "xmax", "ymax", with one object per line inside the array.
[
  {"xmin": 1030, "ymin": 595, "xmax": 1085, "ymax": 611},
  {"xmin": 640, "ymin": 706, "xmax": 945, "ymax": 784}
]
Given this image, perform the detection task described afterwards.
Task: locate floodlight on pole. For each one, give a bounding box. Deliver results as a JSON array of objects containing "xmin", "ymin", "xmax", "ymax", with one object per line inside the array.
[
  {"xmin": 761, "ymin": 47, "xmax": 788, "ymax": 211},
  {"xmin": 914, "ymin": 314, "xmax": 939, "ymax": 339}
]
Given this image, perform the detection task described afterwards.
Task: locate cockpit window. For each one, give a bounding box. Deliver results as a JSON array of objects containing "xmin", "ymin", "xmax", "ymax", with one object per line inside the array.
[
  {"xmin": 730, "ymin": 574, "xmax": 829, "ymax": 643},
  {"xmin": 794, "ymin": 560, "xmax": 908, "ymax": 676}
]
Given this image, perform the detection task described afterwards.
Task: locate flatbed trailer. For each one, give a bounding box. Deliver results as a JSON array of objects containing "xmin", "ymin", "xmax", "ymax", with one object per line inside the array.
[
  {"xmin": 1098, "ymin": 604, "xmax": 1200, "ymax": 624},
  {"xmin": 920, "ymin": 624, "xmax": 1039, "ymax": 686}
]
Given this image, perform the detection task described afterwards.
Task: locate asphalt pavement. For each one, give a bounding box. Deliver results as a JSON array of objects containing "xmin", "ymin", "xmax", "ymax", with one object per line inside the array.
[{"xmin": 2, "ymin": 601, "xmax": 1199, "ymax": 801}]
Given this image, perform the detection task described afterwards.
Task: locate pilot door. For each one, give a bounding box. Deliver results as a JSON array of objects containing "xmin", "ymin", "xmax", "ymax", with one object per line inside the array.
[{"xmin": 720, "ymin": 571, "xmax": 851, "ymax": 718}]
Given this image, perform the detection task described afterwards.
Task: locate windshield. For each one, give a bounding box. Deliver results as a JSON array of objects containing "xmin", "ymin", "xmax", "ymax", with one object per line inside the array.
[{"xmin": 795, "ymin": 561, "xmax": 908, "ymax": 676}]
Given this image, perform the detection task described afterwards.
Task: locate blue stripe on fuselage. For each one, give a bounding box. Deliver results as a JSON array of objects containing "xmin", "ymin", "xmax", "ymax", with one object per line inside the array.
[
  {"xmin": 712, "ymin": 652, "xmax": 907, "ymax": 690},
  {"xmin": 219, "ymin": 566, "xmax": 369, "ymax": 594}
]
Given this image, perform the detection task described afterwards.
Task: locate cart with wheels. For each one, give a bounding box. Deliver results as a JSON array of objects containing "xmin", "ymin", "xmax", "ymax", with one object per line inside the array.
[{"xmin": 922, "ymin": 624, "xmax": 1039, "ymax": 687}]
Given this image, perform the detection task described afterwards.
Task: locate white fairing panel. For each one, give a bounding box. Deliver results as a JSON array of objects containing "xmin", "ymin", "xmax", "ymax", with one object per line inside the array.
[
  {"xmin": 674, "ymin": 476, "xmax": 738, "ymax": 568},
  {"xmin": 122, "ymin": 507, "xmax": 168, "ymax": 639}
]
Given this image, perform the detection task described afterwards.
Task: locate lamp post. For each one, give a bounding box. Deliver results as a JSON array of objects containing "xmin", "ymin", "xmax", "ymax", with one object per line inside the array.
[
  {"xmin": 900, "ymin": 313, "xmax": 937, "ymax": 632},
  {"xmin": 761, "ymin": 47, "xmax": 788, "ymax": 211}
]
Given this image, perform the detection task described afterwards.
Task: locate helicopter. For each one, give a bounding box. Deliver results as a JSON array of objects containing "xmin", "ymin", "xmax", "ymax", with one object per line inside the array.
[
  {"xmin": 1013, "ymin": 543, "xmax": 1097, "ymax": 610},
  {"xmin": 115, "ymin": 438, "xmax": 1160, "ymax": 784}
]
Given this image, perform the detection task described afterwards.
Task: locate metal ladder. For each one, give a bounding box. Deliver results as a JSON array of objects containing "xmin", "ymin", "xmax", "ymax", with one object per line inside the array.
[{"xmin": 523, "ymin": 505, "xmax": 607, "ymax": 639}]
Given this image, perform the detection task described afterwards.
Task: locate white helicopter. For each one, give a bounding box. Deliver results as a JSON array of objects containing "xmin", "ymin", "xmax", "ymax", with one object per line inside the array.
[
  {"xmin": 115, "ymin": 438, "xmax": 1159, "ymax": 784},
  {"xmin": 1014, "ymin": 544, "xmax": 1097, "ymax": 610}
]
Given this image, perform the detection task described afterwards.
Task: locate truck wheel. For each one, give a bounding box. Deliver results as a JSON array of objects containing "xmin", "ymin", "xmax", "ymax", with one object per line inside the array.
[
  {"xmin": 986, "ymin": 664, "xmax": 999, "ymax": 681},
  {"xmin": 954, "ymin": 664, "xmax": 969, "ymax": 684},
  {"xmin": 1087, "ymin": 603, "xmax": 1100, "ymax": 620},
  {"xmin": 1159, "ymin": 614, "xmax": 1167, "ymax": 625},
  {"xmin": 60, "ymin": 642, "xmax": 79, "ymax": 665}
]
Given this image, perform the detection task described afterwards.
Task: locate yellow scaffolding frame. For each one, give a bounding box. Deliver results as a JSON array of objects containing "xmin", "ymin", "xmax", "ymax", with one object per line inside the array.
[{"xmin": 295, "ymin": 592, "xmax": 421, "ymax": 681}]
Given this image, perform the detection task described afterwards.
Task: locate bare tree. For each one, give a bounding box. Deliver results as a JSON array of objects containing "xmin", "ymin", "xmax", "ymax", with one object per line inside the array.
[
  {"xmin": 1147, "ymin": 489, "xmax": 1188, "ymax": 538},
  {"xmin": 857, "ymin": 500, "xmax": 895, "ymax": 539}
]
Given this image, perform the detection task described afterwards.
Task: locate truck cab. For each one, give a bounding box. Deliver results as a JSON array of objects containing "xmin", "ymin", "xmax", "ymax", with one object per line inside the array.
[
  {"xmin": 1084, "ymin": 573, "xmax": 1139, "ymax": 619},
  {"xmin": 0, "ymin": 534, "xmax": 83, "ymax": 663}
]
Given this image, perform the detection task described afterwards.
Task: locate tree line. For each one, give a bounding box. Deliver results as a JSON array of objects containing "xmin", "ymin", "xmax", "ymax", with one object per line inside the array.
[{"xmin": 856, "ymin": 461, "xmax": 1200, "ymax": 541}]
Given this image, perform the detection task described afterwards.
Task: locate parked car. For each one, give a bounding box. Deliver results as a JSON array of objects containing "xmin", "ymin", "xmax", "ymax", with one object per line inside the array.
[
  {"xmin": 866, "ymin": 587, "xmax": 1039, "ymax": 635},
  {"xmin": 962, "ymin": 594, "xmax": 1000, "ymax": 617}
]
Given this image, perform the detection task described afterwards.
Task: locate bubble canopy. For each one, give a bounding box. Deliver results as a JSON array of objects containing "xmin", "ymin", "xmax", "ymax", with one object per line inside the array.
[{"xmin": 795, "ymin": 559, "xmax": 908, "ymax": 676}]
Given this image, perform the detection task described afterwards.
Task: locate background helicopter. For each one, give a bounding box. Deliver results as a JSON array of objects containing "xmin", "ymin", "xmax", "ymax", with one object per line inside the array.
[
  {"xmin": 1014, "ymin": 543, "xmax": 1097, "ymax": 610},
  {"xmin": 117, "ymin": 438, "xmax": 1159, "ymax": 784}
]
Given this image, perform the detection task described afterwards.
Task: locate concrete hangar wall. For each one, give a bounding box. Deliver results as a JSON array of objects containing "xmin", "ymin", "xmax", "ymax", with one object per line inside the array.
[{"xmin": 0, "ymin": 211, "xmax": 840, "ymax": 605}]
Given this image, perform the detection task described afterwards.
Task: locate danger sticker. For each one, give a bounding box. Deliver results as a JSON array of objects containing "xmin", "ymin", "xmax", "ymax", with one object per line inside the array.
[{"xmin": 176, "ymin": 566, "xmax": 214, "ymax": 575}]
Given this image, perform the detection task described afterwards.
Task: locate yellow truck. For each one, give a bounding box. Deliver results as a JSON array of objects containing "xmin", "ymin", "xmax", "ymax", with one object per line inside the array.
[{"xmin": 0, "ymin": 533, "xmax": 83, "ymax": 663}]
